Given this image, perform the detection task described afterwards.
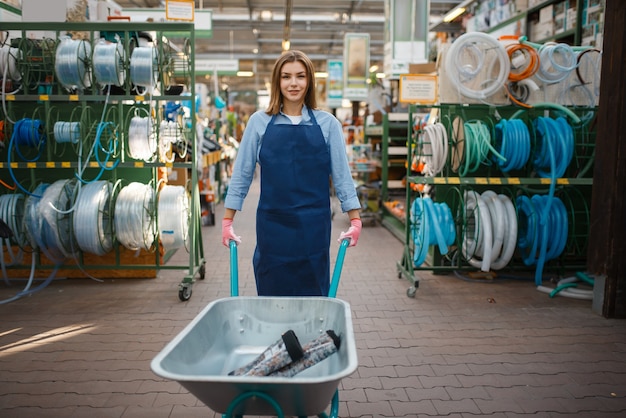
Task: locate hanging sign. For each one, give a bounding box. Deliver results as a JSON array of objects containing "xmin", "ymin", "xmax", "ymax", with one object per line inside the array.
[
  {"xmin": 166, "ymin": 0, "xmax": 195, "ymax": 21},
  {"xmin": 326, "ymin": 60, "xmax": 344, "ymax": 108},
  {"xmin": 343, "ymin": 33, "xmax": 370, "ymax": 101},
  {"xmin": 399, "ymin": 74, "xmax": 438, "ymax": 104}
]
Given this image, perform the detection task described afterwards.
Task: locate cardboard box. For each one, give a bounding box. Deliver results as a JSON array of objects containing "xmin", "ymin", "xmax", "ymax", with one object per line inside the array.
[
  {"xmin": 539, "ymin": 5, "xmax": 554, "ymax": 23},
  {"xmin": 530, "ymin": 20, "xmax": 554, "ymax": 40},
  {"xmin": 555, "ymin": 13, "xmax": 566, "ymax": 34},
  {"xmin": 408, "ymin": 62, "xmax": 437, "ymax": 75},
  {"xmin": 167, "ymin": 167, "xmax": 189, "ymax": 187}
]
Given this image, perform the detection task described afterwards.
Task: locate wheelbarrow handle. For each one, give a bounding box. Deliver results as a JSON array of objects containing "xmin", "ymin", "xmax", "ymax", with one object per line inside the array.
[
  {"xmin": 229, "ymin": 238, "xmax": 349, "ymax": 298},
  {"xmin": 229, "ymin": 240, "xmax": 239, "ymax": 297},
  {"xmin": 329, "ymin": 239, "xmax": 350, "ymax": 298}
]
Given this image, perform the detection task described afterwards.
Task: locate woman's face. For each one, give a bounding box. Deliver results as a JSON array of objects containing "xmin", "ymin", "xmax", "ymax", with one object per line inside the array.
[{"xmin": 279, "ymin": 60, "xmax": 308, "ymax": 105}]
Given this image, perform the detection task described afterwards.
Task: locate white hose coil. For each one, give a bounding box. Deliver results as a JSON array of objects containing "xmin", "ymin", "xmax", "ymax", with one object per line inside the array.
[
  {"xmin": 419, "ymin": 123, "xmax": 449, "ymax": 176},
  {"xmin": 158, "ymin": 120, "xmax": 179, "ymax": 163},
  {"xmin": 536, "ymin": 43, "xmax": 578, "ymax": 84},
  {"xmin": 23, "ymin": 184, "xmax": 48, "ymax": 250},
  {"xmin": 73, "ymin": 180, "xmax": 114, "ymax": 256},
  {"xmin": 130, "ymin": 46, "xmax": 158, "ymax": 91},
  {"xmin": 54, "ymin": 37, "xmax": 92, "ymax": 91},
  {"xmin": 0, "ymin": 194, "xmax": 27, "ymax": 263},
  {"xmin": 40, "ymin": 179, "xmax": 79, "ymax": 258},
  {"xmin": 23, "ymin": 183, "xmax": 66, "ymax": 263},
  {"xmin": 0, "ymin": 44, "xmax": 22, "ymax": 82},
  {"xmin": 490, "ymin": 193, "xmax": 518, "ymax": 270},
  {"xmin": 53, "ymin": 121, "xmax": 81, "ymax": 144},
  {"xmin": 128, "ymin": 116, "xmax": 157, "ymax": 161},
  {"xmin": 462, "ymin": 190, "xmax": 493, "ymax": 272},
  {"xmin": 445, "ymin": 32, "xmax": 510, "ymax": 100},
  {"xmin": 93, "ymin": 40, "xmax": 126, "ymax": 87},
  {"xmin": 114, "ymin": 182, "xmax": 156, "ymax": 251},
  {"xmin": 158, "ymin": 185, "xmax": 190, "ymax": 253},
  {"xmin": 462, "ymin": 190, "xmax": 518, "ymax": 271}
]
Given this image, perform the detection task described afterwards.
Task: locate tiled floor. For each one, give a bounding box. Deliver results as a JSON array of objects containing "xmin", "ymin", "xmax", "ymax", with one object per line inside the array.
[{"xmin": 2, "ymin": 178, "xmax": 626, "ymax": 417}]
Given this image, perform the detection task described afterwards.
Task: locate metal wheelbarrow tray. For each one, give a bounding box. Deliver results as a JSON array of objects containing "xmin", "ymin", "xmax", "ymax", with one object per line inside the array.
[{"xmin": 151, "ymin": 295, "xmax": 358, "ymax": 416}]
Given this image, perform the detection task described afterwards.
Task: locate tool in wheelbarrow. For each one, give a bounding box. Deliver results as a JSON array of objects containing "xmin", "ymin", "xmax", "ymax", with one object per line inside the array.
[
  {"xmin": 151, "ymin": 239, "xmax": 357, "ymax": 417},
  {"xmin": 229, "ymin": 329, "xmax": 341, "ymax": 378}
]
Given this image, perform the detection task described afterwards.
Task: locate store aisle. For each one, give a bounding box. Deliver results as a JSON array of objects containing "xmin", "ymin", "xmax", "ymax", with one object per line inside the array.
[{"xmin": 1, "ymin": 176, "xmax": 626, "ymax": 417}]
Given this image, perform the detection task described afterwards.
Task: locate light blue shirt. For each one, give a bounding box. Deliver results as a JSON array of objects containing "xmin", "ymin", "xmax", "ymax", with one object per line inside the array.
[{"xmin": 225, "ymin": 105, "xmax": 361, "ymax": 213}]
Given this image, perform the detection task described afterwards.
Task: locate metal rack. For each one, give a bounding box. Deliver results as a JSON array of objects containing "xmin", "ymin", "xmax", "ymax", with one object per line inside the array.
[
  {"xmin": 0, "ymin": 21, "xmax": 205, "ymax": 301},
  {"xmin": 397, "ymin": 103, "xmax": 596, "ymax": 297}
]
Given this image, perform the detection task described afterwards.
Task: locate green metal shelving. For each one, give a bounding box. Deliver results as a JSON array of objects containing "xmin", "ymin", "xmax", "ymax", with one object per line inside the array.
[
  {"xmin": 397, "ymin": 103, "xmax": 597, "ymax": 298},
  {"xmin": 0, "ymin": 21, "xmax": 205, "ymax": 301}
]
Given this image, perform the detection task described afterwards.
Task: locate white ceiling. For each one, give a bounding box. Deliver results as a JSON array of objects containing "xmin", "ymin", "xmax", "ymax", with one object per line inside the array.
[{"xmin": 113, "ymin": 0, "xmax": 462, "ymax": 93}]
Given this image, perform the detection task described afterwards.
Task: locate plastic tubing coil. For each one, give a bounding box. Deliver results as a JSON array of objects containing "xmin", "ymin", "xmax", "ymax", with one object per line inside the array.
[
  {"xmin": 419, "ymin": 122, "xmax": 449, "ymax": 176},
  {"xmin": 458, "ymin": 120, "xmax": 505, "ymax": 177},
  {"xmin": 505, "ymin": 42, "xmax": 540, "ymax": 81},
  {"xmin": 494, "ymin": 118, "xmax": 531, "ymax": 172},
  {"xmin": 8, "ymin": 118, "xmax": 46, "ymax": 197},
  {"xmin": 157, "ymin": 185, "xmax": 190, "ymax": 253},
  {"xmin": 54, "ymin": 37, "xmax": 92, "ymax": 91},
  {"xmin": 40, "ymin": 179, "xmax": 79, "ymax": 258},
  {"xmin": 445, "ymin": 32, "xmax": 510, "ymax": 100},
  {"xmin": 462, "ymin": 190, "xmax": 518, "ymax": 271},
  {"xmin": 410, "ymin": 197, "xmax": 456, "ymax": 267},
  {"xmin": 53, "ymin": 121, "xmax": 80, "ymax": 144},
  {"xmin": 128, "ymin": 116, "xmax": 157, "ymax": 161},
  {"xmin": 535, "ymin": 42, "xmax": 578, "ymax": 84},
  {"xmin": 532, "ymin": 116, "xmax": 574, "ymax": 179},
  {"xmin": 114, "ymin": 182, "xmax": 156, "ymax": 251},
  {"xmin": 130, "ymin": 46, "xmax": 158, "ymax": 92},
  {"xmin": 93, "ymin": 39, "xmax": 126, "ymax": 87},
  {"xmin": 73, "ymin": 180, "xmax": 114, "ymax": 256},
  {"xmin": 516, "ymin": 194, "xmax": 568, "ymax": 285}
]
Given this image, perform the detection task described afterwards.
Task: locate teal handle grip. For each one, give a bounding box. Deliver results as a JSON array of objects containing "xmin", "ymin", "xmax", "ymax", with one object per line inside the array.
[
  {"xmin": 229, "ymin": 240, "xmax": 239, "ymax": 297},
  {"xmin": 329, "ymin": 239, "xmax": 350, "ymax": 298}
]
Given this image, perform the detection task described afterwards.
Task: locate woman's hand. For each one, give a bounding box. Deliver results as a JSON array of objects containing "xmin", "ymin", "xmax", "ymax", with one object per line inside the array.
[
  {"xmin": 339, "ymin": 218, "xmax": 362, "ymax": 247},
  {"xmin": 222, "ymin": 218, "xmax": 242, "ymax": 247}
]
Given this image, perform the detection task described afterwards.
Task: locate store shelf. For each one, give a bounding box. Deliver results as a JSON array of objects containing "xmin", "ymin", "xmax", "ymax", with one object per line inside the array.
[
  {"xmin": 396, "ymin": 103, "xmax": 597, "ymax": 298},
  {"xmin": 0, "ymin": 21, "xmax": 206, "ymax": 301}
]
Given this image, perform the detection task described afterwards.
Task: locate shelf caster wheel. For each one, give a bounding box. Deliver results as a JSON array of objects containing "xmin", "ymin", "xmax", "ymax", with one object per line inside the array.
[
  {"xmin": 407, "ymin": 286, "xmax": 417, "ymax": 298},
  {"xmin": 179, "ymin": 285, "xmax": 193, "ymax": 301},
  {"xmin": 199, "ymin": 263, "xmax": 206, "ymax": 280}
]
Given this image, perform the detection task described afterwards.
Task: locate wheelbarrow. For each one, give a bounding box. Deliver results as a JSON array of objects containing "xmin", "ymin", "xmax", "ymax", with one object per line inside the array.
[{"xmin": 151, "ymin": 239, "xmax": 357, "ymax": 417}]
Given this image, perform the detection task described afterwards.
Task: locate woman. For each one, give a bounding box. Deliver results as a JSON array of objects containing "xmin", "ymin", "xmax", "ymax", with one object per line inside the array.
[{"xmin": 221, "ymin": 50, "xmax": 362, "ymax": 297}]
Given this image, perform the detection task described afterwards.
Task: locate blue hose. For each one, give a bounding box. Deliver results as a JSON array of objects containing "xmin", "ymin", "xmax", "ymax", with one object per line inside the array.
[
  {"xmin": 494, "ymin": 118, "xmax": 531, "ymax": 172},
  {"xmin": 411, "ymin": 197, "xmax": 455, "ymax": 267}
]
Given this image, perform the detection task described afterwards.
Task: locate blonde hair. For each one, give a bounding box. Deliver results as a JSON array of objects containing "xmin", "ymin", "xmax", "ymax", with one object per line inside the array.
[{"xmin": 266, "ymin": 50, "xmax": 317, "ymax": 115}]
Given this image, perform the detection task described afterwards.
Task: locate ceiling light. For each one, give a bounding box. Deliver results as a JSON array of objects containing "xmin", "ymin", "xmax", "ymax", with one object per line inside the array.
[
  {"xmin": 260, "ymin": 10, "xmax": 273, "ymax": 21},
  {"xmin": 237, "ymin": 71, "xmax": 254, "ymax": 77},
  {"xmin": 282, "ymin": 39, "xmax": 290, "ymax": 51},
  {"xmin": 315, "ymin": 72, "xmax": 328, "ymax": 78},
  {"xmin": 443, "ymin": 6, "xmax": 466, "ymax": 22}
]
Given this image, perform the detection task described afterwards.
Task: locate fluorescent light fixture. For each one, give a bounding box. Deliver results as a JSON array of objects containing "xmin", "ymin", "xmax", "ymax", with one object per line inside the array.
[
  {"xmin": 237, "ymin": 71, "xmax": 254, "ymax": 77},
  {"xmin": 443, "ymin": 6, "xmax": 466, "ymax": 22},
  {"xmin": 315, "ymin": 72, "xmax": 328, "ymax": 78},
  {"xmin": 260, "ymin": 10, "xmax": 273, "ymax": 21}
]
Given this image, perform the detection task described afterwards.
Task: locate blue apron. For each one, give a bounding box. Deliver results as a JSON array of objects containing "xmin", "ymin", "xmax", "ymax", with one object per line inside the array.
[{"xmin": 253, "ymin": 108, "xmax": 331, "ymax": 296}]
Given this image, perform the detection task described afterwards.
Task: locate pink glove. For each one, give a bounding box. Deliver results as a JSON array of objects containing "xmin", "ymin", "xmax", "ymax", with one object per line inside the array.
[
  {"xmin": 339, "ymin": 218, "xmax": 362, "ymax": 247},
  {"xmin": 222, "ymin": 218, "xmax": 242, "ymax": 247}
]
